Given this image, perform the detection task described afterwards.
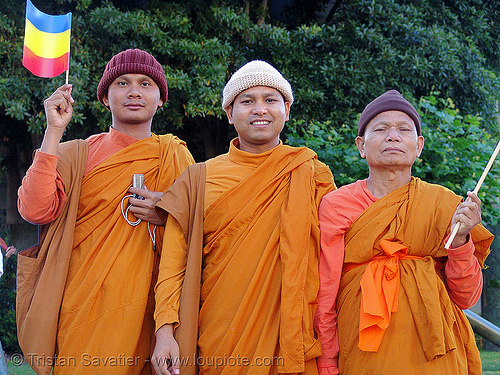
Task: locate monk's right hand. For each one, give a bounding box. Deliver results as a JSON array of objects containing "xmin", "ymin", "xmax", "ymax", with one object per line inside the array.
[
  {"xmin": 151, "ymin": 324, "xmax": 180, "ymax": 375},
  {"xmin": 43, "ymin": 84, "xmax": 74, "ymax": 132}
]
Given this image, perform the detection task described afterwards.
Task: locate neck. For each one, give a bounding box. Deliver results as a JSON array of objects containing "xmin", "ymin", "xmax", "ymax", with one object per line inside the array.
[
  {"xmin": 237, "ymin": 137, "xmax": 280, "ymax": 154},
  {"xmin": 111, "ymin": 122, "xmax": 152, "ymax": 140},
  {"xmin": 366, "ymin": 168, "xmax": 412, "ymax": 198}
]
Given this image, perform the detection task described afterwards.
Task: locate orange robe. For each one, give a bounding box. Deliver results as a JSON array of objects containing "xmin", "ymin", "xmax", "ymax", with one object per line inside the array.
[
  {"xmin": 20, "ymin": 132, "xmax": 194, "ymax": 375},
  {"xmin": 315, "ymin": 179, "xmax": 487, "ymax": 375},
  {"xmin": 155, "ymin": 139, "xmax": 335, "ymax": 374},
  {"xmin": 332, "ymin": 178, "xmax": 492, "ymax": 374}
]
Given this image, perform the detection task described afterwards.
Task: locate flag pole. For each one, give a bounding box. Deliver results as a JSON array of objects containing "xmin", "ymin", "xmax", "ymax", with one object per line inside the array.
[
  {"xmin": 65, "ymin": 26, "xmax": 71, "ymax": 85},
  {"xmin": 445, "ymin": 104, "xmax": 500, "ymax": 249}
]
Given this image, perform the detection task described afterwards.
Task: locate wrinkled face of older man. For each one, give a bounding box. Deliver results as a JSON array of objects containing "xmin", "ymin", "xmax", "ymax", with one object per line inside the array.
[{"xmin": 356, "ymin": 110, "xmax": 425, "ymax": 171}]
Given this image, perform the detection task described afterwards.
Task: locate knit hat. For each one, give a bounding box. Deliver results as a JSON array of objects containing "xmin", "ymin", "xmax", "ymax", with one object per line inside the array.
[
  {"xmin": 358, "ymin": 90, "xmax": 421, "ymax": 136},
  {"xmin": 222, "ymin": 60, "xmax": 293, "ymax": 109},
  {"xmin": 97, "ymin": 49, "xmax": 168, "ymax": 106}
]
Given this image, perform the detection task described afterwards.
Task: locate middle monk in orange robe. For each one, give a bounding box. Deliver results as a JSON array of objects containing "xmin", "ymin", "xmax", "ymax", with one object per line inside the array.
[{"xmin": 152, "ymin": 60, "xmax": 335, "ymax": 375}]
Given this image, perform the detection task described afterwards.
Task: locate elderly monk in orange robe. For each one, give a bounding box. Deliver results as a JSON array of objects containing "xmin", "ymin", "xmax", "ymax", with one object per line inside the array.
[
  {"xmin": 17, "ymin": 49, "xmax": 194, "ymax": 375},
  {"xmin": 151, "ymin": 60, "xmax": 335, "ymax": 375},
  {"xmin": 314, "ymin": 90, "xmax": 494, "ymax": 375}
]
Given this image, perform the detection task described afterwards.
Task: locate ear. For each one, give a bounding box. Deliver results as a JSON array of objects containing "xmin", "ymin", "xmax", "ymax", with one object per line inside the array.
[
  {"xmin": 102, "ymin": 93, "xmax": 110, "ymax": 108},
  {"xmin": 356, "ymin": 136, "xmax": 366, "ymax": 158},
  {"xmin": 416, "ymin": 135, "xmax": 425, "ymax": 157},
  {"xmin": 158, "ymin": 99, "xmax": 164, "ymax": 108},
  {"xmin": 224, "ymin": 105, "xmax": 234, "ymax": 124},
  {"xmin": 284, "ymin": 101, "xmax": 291, "ymax": 121}
]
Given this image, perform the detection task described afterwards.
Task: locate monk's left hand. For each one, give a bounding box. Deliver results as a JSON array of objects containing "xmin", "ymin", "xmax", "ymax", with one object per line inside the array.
[
  {"xmin": 128, "ymin": 185, "xmax": 165, "ymax": 226},
  {"xmin": 450, "ymin": 191, "xmax": 482, "ymax": 248}
]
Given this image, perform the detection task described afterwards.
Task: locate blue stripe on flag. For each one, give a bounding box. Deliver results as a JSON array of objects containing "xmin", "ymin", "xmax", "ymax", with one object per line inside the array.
[{"xmin": 25, "ymin": 0, "xmax": 71, "ymax": 34}]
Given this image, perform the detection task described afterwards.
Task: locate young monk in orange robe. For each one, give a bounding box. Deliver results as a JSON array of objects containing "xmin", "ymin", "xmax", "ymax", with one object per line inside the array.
[
  {"xmin": 314, "ymin": 90, "xmax": 493, "ymax": 375},
  {"xmin": 17, "ymin": 49, "xmax": 194, "ymax": 375},
  {"xmin": 151, "ymin": 61, "xmax": 335, "ymax": 375}
]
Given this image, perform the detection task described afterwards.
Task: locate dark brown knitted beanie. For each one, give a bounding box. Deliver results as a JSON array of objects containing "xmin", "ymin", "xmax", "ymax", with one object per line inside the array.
[
  {"xmin": 97, "ymin": 49, "xmax": 168, "ymax": 106},
  {"xmin": 358, "ymin": 90, "xmax": 421, "ymax": 136}
]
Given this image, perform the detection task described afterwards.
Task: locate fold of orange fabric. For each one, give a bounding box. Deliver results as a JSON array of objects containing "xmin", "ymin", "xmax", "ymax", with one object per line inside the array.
[
  {"xmin": 55, "ymin": 134, "xmax": 193, "ymax": 375},
  {"xmin": 340, "ymin": 177, "xmax": 493, "ymax": 363},
  {"xmin": 200, "ymin": 143, "xmax": 333, "ymax": 373},
  {"xmin": 357, "ymin": 240, "xmax": 421, "ymax": 352}
]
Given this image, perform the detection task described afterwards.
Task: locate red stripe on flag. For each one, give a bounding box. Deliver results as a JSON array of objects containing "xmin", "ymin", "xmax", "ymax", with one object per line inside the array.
[{"xmin": 22, "ymin": 45, "xmax": 69, "ymax": 78}]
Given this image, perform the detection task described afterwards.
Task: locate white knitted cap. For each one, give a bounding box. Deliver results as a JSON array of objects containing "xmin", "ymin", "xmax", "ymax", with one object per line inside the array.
[{"xmin": 222, "ymin": 60, "xmax": 294, "ymax": 109}]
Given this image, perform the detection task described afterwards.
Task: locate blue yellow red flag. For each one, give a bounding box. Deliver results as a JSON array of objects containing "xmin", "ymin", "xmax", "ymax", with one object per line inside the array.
[{"xmin": 22, "ymin": 0, "xmax": 72, "ymax": 78}]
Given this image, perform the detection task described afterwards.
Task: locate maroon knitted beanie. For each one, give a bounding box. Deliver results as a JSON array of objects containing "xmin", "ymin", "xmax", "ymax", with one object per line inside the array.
[
  {"xmin": 358, "ymin": 90, "xmax": 421, "ymax": 136},
  {"xmin": 97, "ymin": 49, "xmax": 168, "ymax": 106}
]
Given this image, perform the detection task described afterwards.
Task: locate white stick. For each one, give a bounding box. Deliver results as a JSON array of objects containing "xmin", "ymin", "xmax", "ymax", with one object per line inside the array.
[
  {"xmin": 445, "ymin": 138, "xmax": 500, "ymax": 249},
  {"xmin": 65, "ymin": 69, "xmax": 69, "ymax": 85}
]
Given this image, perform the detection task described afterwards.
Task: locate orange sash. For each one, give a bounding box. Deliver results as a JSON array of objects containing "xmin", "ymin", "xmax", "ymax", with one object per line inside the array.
[{"xmin": 346, "ymin": 240, "xmax": 421, "ymax": 351}]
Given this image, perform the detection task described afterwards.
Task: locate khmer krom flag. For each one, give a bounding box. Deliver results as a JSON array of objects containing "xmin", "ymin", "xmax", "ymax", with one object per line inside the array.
[{"xmin": 23, "ymin": 0, "xmax": 72, "ymax": 78}]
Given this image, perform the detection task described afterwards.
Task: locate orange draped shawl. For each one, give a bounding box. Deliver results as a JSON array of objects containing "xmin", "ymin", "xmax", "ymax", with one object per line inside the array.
[
  {"xmin": 54, "ymin": 134, "xmax": 193, "ymax": 375},
  {"xmin": 200, "ymin": 145, "xmax": 333, "ymax": 374},
  {"xmin": 337, "ymin": 177, "xmax": 492, "ymax": 375},
  {"xmin": 156, "ymin": 141, "xmax": 334, "ymax": 374}
]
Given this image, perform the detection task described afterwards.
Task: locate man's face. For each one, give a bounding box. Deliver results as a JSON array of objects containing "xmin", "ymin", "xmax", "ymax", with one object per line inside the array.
[
  {"xmin": 356, "ymin": 110, "xmax": 424, "ymax": 171},
  {"xmin": 224, "ymin": 86, "xmax": 290, "ymax": 154},
  {"xmin": 102, "ymin": 73, "xmax": 163, "ymax": 128}
]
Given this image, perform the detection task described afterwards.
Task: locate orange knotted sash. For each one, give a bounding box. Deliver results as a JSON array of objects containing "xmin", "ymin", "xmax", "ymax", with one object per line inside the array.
[{"xmin": 344, "ymin": 239, "xmax": 422, "ymax": 352}]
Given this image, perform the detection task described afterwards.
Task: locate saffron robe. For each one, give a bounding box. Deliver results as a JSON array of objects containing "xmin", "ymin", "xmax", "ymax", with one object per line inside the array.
[
  {"xmin": 17, "ymin": 140, "xmax": 88, "ymax": 375},
  {"xmin": 315, "ymin": 179, "xmax": 487, "ymax": 375},
  {"xmin": 19, "ymin": 133, "xmax": 194, "ymax": 375},
  {"xmin": 326, "ymin": 178, "xmax": 492, "ymax": 374},
  {"xmin": 155, "ymin": 139, "xmax": 335, "ymax": 374}
]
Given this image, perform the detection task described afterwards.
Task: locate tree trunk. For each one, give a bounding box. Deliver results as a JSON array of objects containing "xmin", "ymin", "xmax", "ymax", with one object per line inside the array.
[
  {"xmin": 198, "ymin": 116, "xmax": 233, "ymax": 160},
  {"xmin": 0, "ymin": 115, "xmax": 39, "ymax": 250},
  {"xmin": 257, "ymin": 0, "xmax": 268, "ymax": 25}
]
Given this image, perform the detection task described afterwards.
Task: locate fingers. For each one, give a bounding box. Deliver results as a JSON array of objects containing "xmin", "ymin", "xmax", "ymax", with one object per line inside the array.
[
  {"xmin": 5, "ymin": 246, "xmax": 16, "ymax": 258},
  {"xmin": 44, "ymin": 84, "xmax": 74, "ymax": 112},
  {"xmin": 466, "ymin": 191, "xmax": 482, "ymax": 210},
  {"xmin": 451, "ymin": 192, "xmax": 482, "ymax": 239},
  {"xmin": 44, "ymin": 84, "xmax": 74, "ymax": 131},
  {"xmin": 127, "ymin": 187, "xmax": 165, "ymax": 226},
  {"xmin": 128, "ymin": 186, "xmax": 162, "ymax": 202},
  {"xmin": 170, "ymin": 352, "xmax": 180, "ymax": 375},
  {"xmin": 151, "ymin": 325, "xmax": 180, "ymax": 375},
  {"xmin": 152, "ymin": 356, "xmax": 180, "ymax": 375},
  {"xmin": 456, "ymin": 193, "xmax": 481, "ymax": 223}
]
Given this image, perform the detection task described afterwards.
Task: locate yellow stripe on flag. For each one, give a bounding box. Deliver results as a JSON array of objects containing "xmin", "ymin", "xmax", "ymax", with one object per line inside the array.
[{"xmin": 24, "ymin": 19, "xmax": 70, "ymax": 59}]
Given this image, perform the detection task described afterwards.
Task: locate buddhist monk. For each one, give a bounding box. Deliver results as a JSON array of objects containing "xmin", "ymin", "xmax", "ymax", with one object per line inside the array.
[
  {"xmin": 17, "ymin": 49, "xmax": 194, "ymax": 374},
  {"xmin": 151, "ymin": 60, "xmax": 335, "ymax": 375},
  {"xmin": 314, "ymin": 90, "xmax": 494, "ymax": 375}
]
